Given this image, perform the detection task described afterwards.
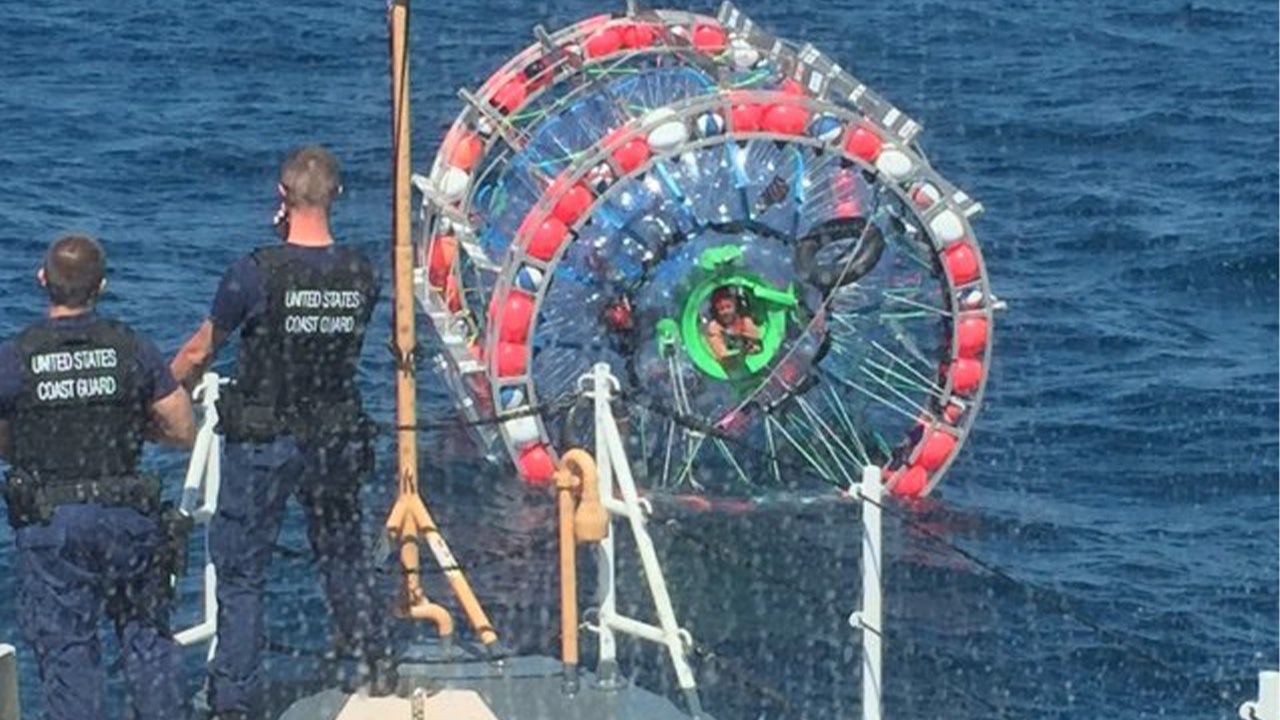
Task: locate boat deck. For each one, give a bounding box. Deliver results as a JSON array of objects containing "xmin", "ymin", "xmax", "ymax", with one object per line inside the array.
[{"xmin": 278, "ymin": 643, "xmax": 707, "ymax": 720}]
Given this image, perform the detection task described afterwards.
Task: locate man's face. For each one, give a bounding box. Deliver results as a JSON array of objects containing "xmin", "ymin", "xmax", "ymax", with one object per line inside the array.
[{"xmin": 714, "ymin": 298, "xmax": 737, "ymax": 324}]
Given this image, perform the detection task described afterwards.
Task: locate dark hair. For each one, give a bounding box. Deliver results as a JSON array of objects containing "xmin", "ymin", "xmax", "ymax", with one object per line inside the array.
[
  {"xmin": 711, "ymin": 286, "xmax": 737, "ymax": 306},
  {"xmin": 280, "ymin": 145, "xmax": 342, "ymax": 209},
  {"xmin": 43, "ymin": 235, "xmax": 105, "ymax": 308}
]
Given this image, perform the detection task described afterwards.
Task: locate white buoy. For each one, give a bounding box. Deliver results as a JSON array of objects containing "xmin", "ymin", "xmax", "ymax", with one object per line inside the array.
[
  {"xmin": 499, "ymin": 386, "xmax": 526, "ymax": 410},
  {"xmin": 436, "ymin": 166, "xmax": 471, "ymax": 201},
  {"xmin": 648, "ymin": 120, "xmax": 690, "ymax": 153},
  {"xmin": 729, "ymin": 37, "xmax": 760, "ymax": 69},
  {"xmin": 504, "ymin": 415, "xmax": 541, "ymax": 446},
  {"xmin": 695, "ymin": 111, "xmax": 726, "ymax": 137},
  {"xmin": 515, "ymin": 265, "xmax": 544, "ymax": 292},
  {"xmin": 874, "ymin": 149, "xmax": 913, "ymax": 180},
  {"xmin": 811, "ymin": 114, "xmax": 843, "ymax": 143},
  {"xmin": 910, "ymin": 182, "xmax": 942, "ymax": 208},
  {"xmin": 960, "ymin": 288, "xmax": 985, "ymax": 310},
  {"xmin": 929, "ymin": 209, "xmax": 966, "ymax": 244}
]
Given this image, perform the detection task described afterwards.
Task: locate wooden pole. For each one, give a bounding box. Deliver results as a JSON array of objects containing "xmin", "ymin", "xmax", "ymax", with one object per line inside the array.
[{"xmin": 385, "ymin": 0, "xmax": 498, "ymax": 648}]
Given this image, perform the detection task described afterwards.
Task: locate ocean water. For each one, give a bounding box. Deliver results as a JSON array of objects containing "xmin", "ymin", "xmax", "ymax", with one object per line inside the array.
[{"xmin": 0, "ymin": 1, "xmax": 1276, "ymax": 719}]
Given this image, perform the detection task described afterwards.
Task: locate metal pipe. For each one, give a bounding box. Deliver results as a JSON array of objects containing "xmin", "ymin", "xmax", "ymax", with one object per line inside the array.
[
  {"xmin": 859, "ymin": 466, "xmax": 883, "ymax": 720},
  {"xmin": 175, "ymin": 373, "xmax": 222, "ymax": 651},
  {"xmin": 386, "ymin": 0, "xmax": 497, "ymax": 647},
  {"xmin": 0, "ymin": 643, "xmax": 18, "ymax": 720},
  {"xmin": 603, "ymin": 614, "xmax": 670, "ymax": 646},
  {"xmin": 591, "ymin": 363, "xmax": 619, "ymax": 687},
  {"xmin": 555, "ymin": 452, "xmax": 593, "ymax": 693},
  {"xmin": 1239, "ymin": 671, "xmax": 1278, "ymax": 720}
]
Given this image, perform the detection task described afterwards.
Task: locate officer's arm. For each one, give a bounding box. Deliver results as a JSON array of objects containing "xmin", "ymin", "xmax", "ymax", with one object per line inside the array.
[
  {"xmin": 148, "ymin": 387, "xmax": 196, "ymax": 448},
  {"xmin": 170, "ymin": 320, "xmax": 227, "ymax": 390}
]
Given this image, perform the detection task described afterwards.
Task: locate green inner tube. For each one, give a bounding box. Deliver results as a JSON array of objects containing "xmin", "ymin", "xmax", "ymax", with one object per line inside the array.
[{"xmin": 676, "ymin": 270, "xmax": 797, "ymax": 381}]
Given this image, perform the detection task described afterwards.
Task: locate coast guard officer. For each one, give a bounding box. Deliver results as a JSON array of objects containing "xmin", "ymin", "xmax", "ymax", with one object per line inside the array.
[
  {"xmin": 0, "ymin": 235, "xmax": 195, "ymax": 720},
  {"xmin": 170, "ymin": 145, "xmax": 393, "ymax": 719}
]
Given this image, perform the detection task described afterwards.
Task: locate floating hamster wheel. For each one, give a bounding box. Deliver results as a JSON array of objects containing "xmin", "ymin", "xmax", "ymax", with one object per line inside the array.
[{"xmin": 413, "ymin": 2, "xmax": 998, "ymax": 498}]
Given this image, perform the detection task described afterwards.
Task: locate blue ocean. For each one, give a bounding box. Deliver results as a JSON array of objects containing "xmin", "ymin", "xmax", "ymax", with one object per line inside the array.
[{"xmin": 0, "ymin": 0, "xmax": 1276, "ymax": 718}]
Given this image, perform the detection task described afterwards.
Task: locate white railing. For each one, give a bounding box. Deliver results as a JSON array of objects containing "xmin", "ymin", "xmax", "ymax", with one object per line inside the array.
[
  {"xmin": 0, "ymin": 643, "xmax": 18, "ymax": 720},
  {"xmin": 173, "ymin": 372, "xmax": 224, "ymax": 657},
  {"xmin": 581, "ymin": 363, "xmax": 704, "ymax": 717},
  {"xmin": 850, "ymin": 466, "xmax": 884, "ymax": 720},
  {"xmin": 1241, "ymin": 671, "xmax": 1279, "ymax": 720}
]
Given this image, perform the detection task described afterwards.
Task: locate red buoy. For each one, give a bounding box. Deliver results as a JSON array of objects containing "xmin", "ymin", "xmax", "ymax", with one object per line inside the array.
[
  {"xmin": 779, "ymin": 78, "xmax": 805, "ymax": 96},
  {"xmin": 730, "ymin": 101, "xmax": 764, "ymax": 132},
  {"xmin": 553, "ymin": 183, "xmax": 594, "ymax": 225},
  {"xmin": 446, "ymin": 131, "xmax": 483, "ymax": 172},
  {"xmin": 843, "ymin": 125, "xmax": 883, "ymax": 162},
  {"xmin": 916, "ymin": 430, "xmax": 957, "ymax": 471},
  {"xmin": 427, "ymin": 235, "xmax": 457, "ymax": 287},
  {"xmin": 943, "ymin": 241, "xmax": 980, "ymax": 285},
  {"xmin": 491, "ymin": 76, "xmax": 528, "ymax": 114},
  {"xmin": 444, "ymin": 274, "xmax": 462, "ymax": 313},
  {"xmin": 956, "ymin": 315, "xmax": 989, "ymax": 357},
  {"xmin": 621, "ymin": 22, "xmax": 658, "ymax": 49},
  {"xmin": 584, "ymin": 27, "xmax": 623, "ymax": 58},
  {"xmin": 835, "ymin": 200, "xmax": 860, "ymax": 218},
  {"xmin": 517, "ymin": 444, "xmax": 556, "ymax": 486},
  {"xmin": 692, "ymin": 24, "xmax": 727, "ymax": 53},
  {"xmin": 891, "ymin": 465, "xmax": 928, "ymax": 497},
  {"xmin": 943, "ymin": 402, "xmax": 964, "ymax": 424},
  {"xmin": 495, "ymin": 341, "xmax": 528, "ymax": 377},
  {"xmin": 499, "ymin": 291, "xmax": 536, "ymax": 343},
  {"xmin": 612, "ymin": 137, "xmax": 651, "ymax": 174},
  {"xmin": 950, "ymin": 357, "xmax": 983, "ymax": 394},
  {"xmin": 527, "ymin": 216, "xmax": 569, "ymax": 261},
  {"xmin": 762, "ymin": 103, "xmax": 810, "ymax": 135}
]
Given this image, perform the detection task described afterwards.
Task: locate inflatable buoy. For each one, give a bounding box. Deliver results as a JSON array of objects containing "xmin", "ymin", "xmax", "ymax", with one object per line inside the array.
[
  {"xmin": 621, "ymin": 22, "xmax": 658, "ymax": 49},
  {"xmin": 844, "ymin": 125, "xmax": 882, "ymax": 162},
  {"xmin": 943, "ymin": 241, "xmax": 980, "ymax": 285},
  {"xmin": 514, "ymin": 265, "xmax": 544, "ymax": 292},
  {"xmin": 692, "ymin": 24, "xmax": 727, "ymax": 53},
  {"xmin": 696, "ymin": 111, "xmax": 726, "ymax": 137},
  {"xmin": 585, "ymin": 27, "xmax": 623, "ymax": 58},
  {"xmin": 613, "ymin": 137, "xmax": 652, "ymax": 173},
  {"xmin": 499, "ymin": 292, "xmax": 535, "ymax": 343},
  {"xmin": 517, "ymin": 444, "xmax": 556, "ymax": 485},
  {"xmin": 491, "ymin": 75, "xmax": 528, "ymax": 114},
  {"xmin": 956, "ymin": 315, "xmax": 988, "ymax": 357},
  {"xmin": 553, "ymin": 183, "xmax": 594, "ymax": 225},
  {"xmin": 528, "ymin": 217, "xmax": 570, "ymax": 261},
  {"xmin": 875, "ymin": 148, "xmax": 913, "ymax": 179},
  {"xmin": 730, "ymin": 102, "xmax": 764, "ymax": 132},
  {"xmin": 929, "ymin": 209, "xmax": 966, "ymax": 244},
  {"xmin": 762, "ymin": 103, "xmax": 810, "ymax": 135}
]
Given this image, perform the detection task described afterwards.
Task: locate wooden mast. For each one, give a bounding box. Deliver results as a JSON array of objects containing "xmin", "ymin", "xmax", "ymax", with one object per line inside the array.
[{"xmin": 385, "ymin": 0, "xmax": 498, "ymax": 648}]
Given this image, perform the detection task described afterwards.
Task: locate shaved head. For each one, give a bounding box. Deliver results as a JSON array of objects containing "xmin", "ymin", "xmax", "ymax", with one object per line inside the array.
[
  {"xmin": 43, "ymin": 235, "xmax": 105, "ymax": 308},
  {"xmin": 279, "ymin": 145, "xmax": 342, "ymax": 210}
]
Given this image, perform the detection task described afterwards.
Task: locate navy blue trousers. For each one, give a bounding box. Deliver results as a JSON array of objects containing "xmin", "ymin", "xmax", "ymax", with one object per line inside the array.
[
  {"xmin": 15, "ymin": 504, "xmax": 183, "ymax": 720},
  {"xmin": 207, "ymin": 436, "xmax": 388, "ymax": 715}
]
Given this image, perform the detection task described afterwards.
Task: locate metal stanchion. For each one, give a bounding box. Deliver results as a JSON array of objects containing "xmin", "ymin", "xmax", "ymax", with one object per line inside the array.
[{"xmin": 0, "ymin": 643, "xmax": 19, "ymax": 720}]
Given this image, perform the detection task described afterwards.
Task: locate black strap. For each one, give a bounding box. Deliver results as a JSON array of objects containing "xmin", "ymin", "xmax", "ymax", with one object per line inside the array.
[{"xmin": 40, "ymin": 475, "xmax": 161, "ymax": 513}]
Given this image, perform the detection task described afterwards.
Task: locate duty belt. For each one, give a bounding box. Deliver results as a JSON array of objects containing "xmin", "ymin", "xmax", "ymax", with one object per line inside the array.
[
  {"xmin": 41, "ymin": 475, "xmax": 161, "ymax": 512},
  {"xmin": 4, "ymin": 471, "xmax": 161, "ymax": 528}
]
